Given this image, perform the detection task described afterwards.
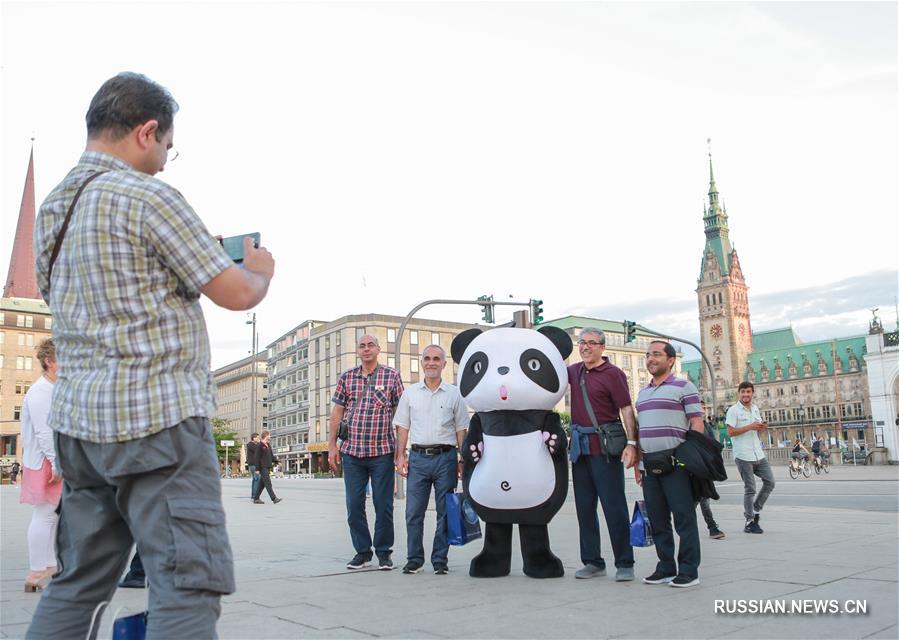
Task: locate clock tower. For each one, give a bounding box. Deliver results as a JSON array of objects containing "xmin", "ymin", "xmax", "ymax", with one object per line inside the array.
[{"xmin": 696, "ymin": 150, "xmax": 753, "ymax": 412}]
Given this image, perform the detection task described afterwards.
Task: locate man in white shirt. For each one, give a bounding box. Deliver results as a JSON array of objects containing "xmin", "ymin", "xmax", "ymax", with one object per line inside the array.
[
  {"xmin": 725, "ymin": 381, "xmax": 776, "ymax": 535},
  {"xmin": 394, "ymin": 345, "xmax": 469, "ymax": 575}
]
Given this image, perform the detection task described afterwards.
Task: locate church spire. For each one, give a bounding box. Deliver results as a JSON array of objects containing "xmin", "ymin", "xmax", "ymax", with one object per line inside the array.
[{"xmin": 3, "ymin": 144, "xmax": 41, "ymax": 300}]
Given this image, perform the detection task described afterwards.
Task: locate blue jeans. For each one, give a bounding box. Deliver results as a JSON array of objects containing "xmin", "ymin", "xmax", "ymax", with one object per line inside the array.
[
  {"xmin": 405, "ymin": 449, "xmax": 457, "ymax": 567},
  {"xmin": 249, "ymin": 465, "xmax": 260, "ymax": 498},
  {"xmin": 572, "ymin": 453, "xmax": 634, "ymax": 569},
  {"xmin": 641, "ymin": 467, "xmax": 700, "ymax": 579},
  {"xmin": 343, "ymin": 453, "xmax": 394, "ymax": 558}
]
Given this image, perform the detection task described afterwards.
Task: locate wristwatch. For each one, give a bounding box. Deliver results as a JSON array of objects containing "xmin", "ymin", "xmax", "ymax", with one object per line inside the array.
[{"xmin": 626, "ymin": 440, "xmax": 638, "ymax": 446}]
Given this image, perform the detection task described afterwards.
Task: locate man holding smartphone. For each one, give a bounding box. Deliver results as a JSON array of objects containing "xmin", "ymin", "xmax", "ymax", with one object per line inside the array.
[
  {"xmin": 29, "ymin": 72, "xmax": 274, "ymax": 639},
  {"xmin": 725, "ymin": 382, "xmax": 776, "ymax": 535}
]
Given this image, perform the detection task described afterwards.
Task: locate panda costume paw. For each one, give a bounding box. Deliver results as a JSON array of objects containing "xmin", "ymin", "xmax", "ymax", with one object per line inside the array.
[{"xmin": 451, "ymin": 326, "xmax": 572, "ymax": 579}]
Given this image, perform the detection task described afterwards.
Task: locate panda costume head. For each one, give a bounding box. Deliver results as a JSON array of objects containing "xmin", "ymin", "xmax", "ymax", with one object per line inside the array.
[{"xmin": 451, "ymin": 326, "xmax": 573, "ymax": 411}]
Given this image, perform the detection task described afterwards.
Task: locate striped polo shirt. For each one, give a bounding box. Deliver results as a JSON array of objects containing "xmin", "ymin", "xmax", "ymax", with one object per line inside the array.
[{"xmin": 635, "ymin": 375, "xmax": 703, "ymax": 453}]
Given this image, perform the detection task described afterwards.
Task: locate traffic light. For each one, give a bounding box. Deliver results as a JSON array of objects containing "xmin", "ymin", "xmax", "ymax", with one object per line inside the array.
[
  {"xmin": 623, "ymin": 320, "xmax": 637, "ymax": 343},
  {"xmin": 530, "ymin": 299, "xmax": 544, "ymax": 325},
  {"xmin": 477, "ymin": 295, "xmax": 495, "ymax": 324}
]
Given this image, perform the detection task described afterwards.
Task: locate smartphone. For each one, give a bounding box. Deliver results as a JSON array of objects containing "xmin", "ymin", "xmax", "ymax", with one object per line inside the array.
[{"xmin": 217, "ymin": 233, "xmax": 260, "ymax": 264}]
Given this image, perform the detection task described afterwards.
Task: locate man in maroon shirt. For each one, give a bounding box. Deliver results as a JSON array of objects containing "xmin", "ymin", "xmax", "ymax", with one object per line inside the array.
[{"xmin": 568, "ymin": 327, "xmax": 639, "ymax": 581}]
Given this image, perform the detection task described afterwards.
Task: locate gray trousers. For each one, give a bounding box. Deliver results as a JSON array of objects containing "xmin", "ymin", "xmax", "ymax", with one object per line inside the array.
[
  {"xmin": 26, "ymin": 417, "xmax": 235, "ymax": 640},
  {"xmin": 735, "ymin": 457, "xmax": 776, "ymax": 521}
]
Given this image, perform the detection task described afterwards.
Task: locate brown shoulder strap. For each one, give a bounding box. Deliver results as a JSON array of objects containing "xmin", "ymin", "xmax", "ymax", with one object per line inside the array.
[{"xmin": 47, "ymin": 170, "xmax": 109, "ymax": 283}]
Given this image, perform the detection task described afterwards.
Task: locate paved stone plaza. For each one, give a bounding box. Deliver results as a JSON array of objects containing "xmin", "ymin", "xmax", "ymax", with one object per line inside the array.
[{"xmin": 2, "ymin": 463, "xmax": 897, "ymax": 639}]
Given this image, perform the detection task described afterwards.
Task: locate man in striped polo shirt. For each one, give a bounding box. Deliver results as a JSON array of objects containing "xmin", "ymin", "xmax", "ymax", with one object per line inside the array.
[{"xmin": 635, "ymin": 341, "xmax": 704, "ymax": 588}]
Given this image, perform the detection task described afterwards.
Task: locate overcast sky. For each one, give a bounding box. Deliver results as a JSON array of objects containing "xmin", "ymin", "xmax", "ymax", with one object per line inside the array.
[{"xmin": 2, "ymin": 1, "xmax": 896, "ymax": 368}]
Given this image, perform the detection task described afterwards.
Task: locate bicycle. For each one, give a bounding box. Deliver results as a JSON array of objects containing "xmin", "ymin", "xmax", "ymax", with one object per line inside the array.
[
  {"xmin": 813, "ymin": 454, "xmax": 830, "ymax": 474},
  {"xmin": 788, "ymin": 457, "xmax": 811, "ymax": 479}
]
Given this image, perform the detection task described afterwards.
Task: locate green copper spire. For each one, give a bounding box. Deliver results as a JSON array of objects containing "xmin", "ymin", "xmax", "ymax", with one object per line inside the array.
[{"xmin": 699, "ymin": 139, "xmax": 733, "ymax": 278}]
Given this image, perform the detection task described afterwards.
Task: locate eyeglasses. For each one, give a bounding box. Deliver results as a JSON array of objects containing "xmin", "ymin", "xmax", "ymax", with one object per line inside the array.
[
  {"xmin": 578, "ymin": 340, "xmax": 603, "ymax": 347},
  {"xmin": 167, "ymin": 149, "xmax": 180, "ymax": 162}
]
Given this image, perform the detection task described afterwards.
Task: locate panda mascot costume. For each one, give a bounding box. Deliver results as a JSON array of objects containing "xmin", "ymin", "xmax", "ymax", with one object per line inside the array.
[{"xmin": 450, "ymin": 325, "xmax": 572, "ymax": 578}]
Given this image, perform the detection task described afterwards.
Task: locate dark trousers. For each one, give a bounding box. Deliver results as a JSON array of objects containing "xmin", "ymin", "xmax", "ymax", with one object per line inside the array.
[
  {"xmin": 252, "ymin": 468, "xmax": 277, "ymax": 501},
  {"xmin": 405, "ymin": 449, "xmax": 457, "ymax": 567},
  {"xmin": 641, "ymin": 467, "xmax": 700, "ymax": 579},
  {"xmin": 249, "ymin": 465, "xmax": 260, "ymax": 498},
  {"xmin": 572, "ymin": 454, "xmax": 634, "ymax": 569},
  {"xmin": 125, "ymin": 549, "xmax": 145, "ymax": 579},
  {"xmin": 698, "ymin": 498, "xmax": 718, "ymax": 530},
  {"xmin": 343, "ymin": 453, "xmax": 394, "ymax": 558}
]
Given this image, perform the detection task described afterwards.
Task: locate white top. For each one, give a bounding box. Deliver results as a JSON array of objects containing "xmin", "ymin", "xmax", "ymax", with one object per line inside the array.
[
  {"xmin": 726, "ymin": 401, "xmax": 766, "ymax": 462},
  {"xmin": 393, "ymin": 380, "xmax": 469, "ymax": 446},
  {"xmin": 21, "ymin": 376, "xmax": 57, "ymax": 470}
]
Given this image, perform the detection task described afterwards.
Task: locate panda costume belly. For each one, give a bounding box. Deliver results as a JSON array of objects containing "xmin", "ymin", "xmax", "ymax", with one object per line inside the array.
[{"xmin": 469, "ymin": 431, "xmax": 555, "ymax": 510}]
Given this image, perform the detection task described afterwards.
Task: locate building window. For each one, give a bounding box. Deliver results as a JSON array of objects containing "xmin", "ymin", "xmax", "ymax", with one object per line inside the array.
[
  {"xmin": 410, "ymin": 358, "xmax": 419, "ymax": 373},
  {"xmin": 325, "ymin": 336, "xmax": 330, "ymax": 350},
  {"xmin": 335, "ymin": 331, "xmax": 341, "ymax": 347},
  {"xmin": 387, "ymin": 328, "xmax": 396, "ymax": 343},
  {"xmin": 45, "ymin": 318, "xmax": 52, "ymax": 329},
  {"xmin": 409, "ymin": 330, "xmax": 418, "ymax": 345},
  {"xmin": 356, "ymin": 327, "xmax": 366, "ymax": 342},
  {"xmin": 17, "ymin": 315, "xmax": 25, "ymax": 327},
  {"xmin": 14, "ymin": 406, "xmax": 22, "ymax": 420},
  {"xmin": 15, "ymin": 381, "xmax": 31, "ymax": 395},
  {"xmin": 16, "ymin": 356, "xmax": 33, "ymax": 370},
  {"xmin": 387, "ymin": 356, "xmax": 396, "ymax": 369},
  {"xmin": 431, "ymin": 332, "xmax": 440, "ymax": 347}
]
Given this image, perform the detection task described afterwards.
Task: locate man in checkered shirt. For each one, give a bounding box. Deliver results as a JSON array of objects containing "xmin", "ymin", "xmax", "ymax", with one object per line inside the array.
[
  {"xmin": 329, "ymin": 334, "xmax": 404, "ymax": 570},
  {"xmin": 28, "ymin": 72, "xmax": 275, "ymax": 639}
]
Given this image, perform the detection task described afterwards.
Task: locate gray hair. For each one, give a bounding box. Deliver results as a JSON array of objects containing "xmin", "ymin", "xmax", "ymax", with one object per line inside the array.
[
  {"xmin": 358, "ymin": 334, "xmax": 380, "ymax": 347},
  {"xmin": 421, "ymin": 344, "xmax": 446, "ymax": 360},
  {"xmin": 580, "ymin": 327, "xmax": 606, "ymax": 345}
]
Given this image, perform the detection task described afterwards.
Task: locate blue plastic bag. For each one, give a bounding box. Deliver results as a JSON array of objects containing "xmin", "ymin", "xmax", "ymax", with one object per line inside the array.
[
  {"xmin": 629, "ymin": 500, "xmax": 654, "ymax": 547},
  {"xmin": 112, "ymin": 611, "xmax": 147, "ymax": 640},
  {"xmin": 446, "ymin": 492, "xmax": 482, "ymax": 546}
]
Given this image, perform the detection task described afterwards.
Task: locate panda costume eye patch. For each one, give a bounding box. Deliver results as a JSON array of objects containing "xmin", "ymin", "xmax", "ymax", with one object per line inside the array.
[
  {"xmin": 460, "ymin": 351, "xmax": 489, "ymax": 397},
  {"xmin": 519, "ymin": 348, "xmax": 559, "ymax": 393}
]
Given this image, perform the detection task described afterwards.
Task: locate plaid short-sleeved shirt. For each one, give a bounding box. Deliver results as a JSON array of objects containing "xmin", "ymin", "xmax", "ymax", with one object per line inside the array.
[
  {"xmin": 34, "ymin": 151, "xmax": 233, "ymax": 443},
  {"xmin": 332, "ymin": 364, "xmax": 404, "ymax": 458}
]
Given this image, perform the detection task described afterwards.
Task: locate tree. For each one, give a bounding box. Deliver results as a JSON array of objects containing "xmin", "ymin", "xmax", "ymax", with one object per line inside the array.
[{"xmin": 211, "ymin": 418, "xmax": 239, "ymax": 465}]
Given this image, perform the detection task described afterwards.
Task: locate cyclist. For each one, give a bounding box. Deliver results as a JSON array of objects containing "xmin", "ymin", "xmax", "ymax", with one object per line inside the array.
[
  {"xmin": 790, "ymin": 438, "xmax": 810, "ymax": 471},
  {"xmin": 812, "ymin": 437, "xmax": 829, "ymax": 468}
]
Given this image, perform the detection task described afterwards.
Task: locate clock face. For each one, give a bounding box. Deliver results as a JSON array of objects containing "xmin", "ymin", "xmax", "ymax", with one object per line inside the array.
[{"xmin": 711, "ymin": 324, "xmax": 723, "ymax": 339}]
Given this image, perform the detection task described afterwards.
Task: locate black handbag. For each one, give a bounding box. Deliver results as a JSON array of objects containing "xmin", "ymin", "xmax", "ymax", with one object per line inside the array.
[
  {"xmin": 643, "ymin": 448, "xmax": 677, "ymax": 477},
  {"xmin": 579, "ymin": 368, "xmax": 628, "ymax": 457},
  {"xmin": 337, "ymin": 418, "xmax": 349, "ymax": 441}
]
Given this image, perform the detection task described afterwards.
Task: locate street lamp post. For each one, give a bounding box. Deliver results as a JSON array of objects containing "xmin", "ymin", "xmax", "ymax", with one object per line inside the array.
[{"xmin": 247, "ymin": 313, "xmax": 257, "ymax": 437}]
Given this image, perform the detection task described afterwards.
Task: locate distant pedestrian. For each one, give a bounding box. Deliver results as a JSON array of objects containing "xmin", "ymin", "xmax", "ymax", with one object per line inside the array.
[
  {"xmin": 247, "ymin": 433, "xmax": 261, "ymax": 499},
  {"xmin": 28, "ymin": 72, "xmax": 274, "ymax": 639},
  {"xmin": 252, "ymin": 431, "xmax": 282, "ymax": 504},
  {"xmin": 20, "ymin": 338, "xmax": 63, "ymax": 592},
  {"xmin": 726, "ymin": 382, "xmax": 775, "ymax": 535},
  {"xmin": 394, "ymin": 345, "xmax": 468, "ymax": 575},
  {"xmin": 567, "ymin": 328, "xmax": 638, "ymax": 582},
  {"xmin": 635, "ymin": 341, "xmax": 704, "ymax": 588},
  {"xmin": 329, "ymin": 334, "xmax": 404, "ymax": 571},
  {"xmin": 698, "ymin": 405, "xmax": 725, "ymax": 540},
  {"xmin": 10, "ymin": 461, "xmax": 20, "ymax": 485}
]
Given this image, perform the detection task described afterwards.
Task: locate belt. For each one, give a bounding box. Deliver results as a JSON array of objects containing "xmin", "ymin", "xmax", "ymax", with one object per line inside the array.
[{"xmin": 410, "ymin": 444, "xmax": 456, "ymax": 455}]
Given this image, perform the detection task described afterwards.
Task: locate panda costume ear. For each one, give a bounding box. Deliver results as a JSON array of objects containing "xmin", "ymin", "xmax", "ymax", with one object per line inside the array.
[
  {"xmin": 538, "ymin": 326, "xmax": 573, "ymax": 360},
  {"xmin": 451, "ymin": 328, "xmax": 483, "ymax": 363}
]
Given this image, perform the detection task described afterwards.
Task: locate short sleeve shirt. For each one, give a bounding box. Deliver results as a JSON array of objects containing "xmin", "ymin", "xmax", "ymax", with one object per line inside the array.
[
  {"xmin": 393, "ymin": 380, "xmax": 469, "ymax": 446},
  {"xmin": 635, "ymin": 376, "xmax": 703, "ymax": 453},
  {"xmin": 725, "ymin": 402, "xmax": 766, "ymax": 462},
  {"xmin": 332, "ymin": 365, "xmax": 404, "ymax": 458},
  {"xmin": 567, "ymin": 359, "xmax": 632, "ymax": 425},
  {"xmin": 34, "ymin": 151, "xmax": 233, "ymax": 443}
]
